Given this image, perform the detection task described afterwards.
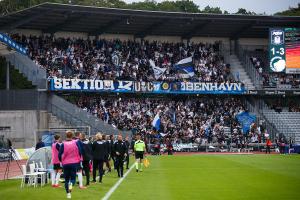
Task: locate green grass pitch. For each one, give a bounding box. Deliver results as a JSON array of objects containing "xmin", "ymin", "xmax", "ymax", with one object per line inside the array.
[{"xmin": 1, "ymin": 154, "xmax": 300, "ymax": 200}]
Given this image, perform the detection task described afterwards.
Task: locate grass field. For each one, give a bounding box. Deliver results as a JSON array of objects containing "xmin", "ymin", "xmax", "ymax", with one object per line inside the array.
[{"xmin": 1, "ymin": 154, "xmax": 300, "ymax": 200}]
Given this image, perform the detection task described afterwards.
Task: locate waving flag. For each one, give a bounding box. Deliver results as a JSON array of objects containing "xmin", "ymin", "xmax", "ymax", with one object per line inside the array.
[
  {"xmin": 236, "ymin": 111, "xmax": 256, "ymax": 134},
  {"xmin": 152, "ymin": 113, "xmax": 161, "ymax": 131},
  {"xmin": 150, "ymin": 59, "xmax": 167, "ymax": 79},
  {"xmin": 175, "ymin": 57, "xmax": 195, "ymax": 77}
]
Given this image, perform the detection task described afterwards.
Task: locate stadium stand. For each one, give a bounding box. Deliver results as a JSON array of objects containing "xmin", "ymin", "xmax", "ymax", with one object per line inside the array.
[
  {"xmin": 10, "ymin": 34, "xmax": 233, "ymax": 83},
  {"xmin": 0, "ymin": 2, "xmax": 300, "ymax": 149},
  {"xmin": 237, "ymin": 48, "xmax": 300, "ymax": 89}
]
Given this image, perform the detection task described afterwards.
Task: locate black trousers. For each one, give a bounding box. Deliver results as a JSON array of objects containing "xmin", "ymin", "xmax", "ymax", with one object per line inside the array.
[
  {"xmin": 63, "ymin": 164, "xmax": 77, "ymax": 193},
  {"xmin": 125, "ymin": 154, "xmax": 129, "ymax": 169},
  {"xmin": 115, "ymin": 156, "xmax": 124, "ymax": 177},
  {"xmin": 82, "ymin": 160, "xmax": 90, "ymax": 185},
  {"xmin": 93, "ymin": 159, "xmax": 104, "ymax": 182},
  {"xmin": 104, "ymin": 155, "xmax": 111, "ymax": 171},
  {"xmin": 266, "ymin": 146, "xmax": 271, "ymax": 154},
  {"xmin": 111, "ymin": 155, "xmax": 116, "ymax": 169}
]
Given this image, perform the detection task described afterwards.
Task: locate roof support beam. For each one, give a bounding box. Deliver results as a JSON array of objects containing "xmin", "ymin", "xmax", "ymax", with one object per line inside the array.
[
  {"xmin": 181, "ymin": 20, "xmax": 211, "ymax": 39},
  {"xmin": 88, "ymin": 18, "xmax": 123, "ymax": 36},
  {"xmin": 0, "ymin": 10, "xmax": 50, "ymax": 32},
  {"xmin": 43, "ymin": 13, "xmax": 89, "ymax": 34}
]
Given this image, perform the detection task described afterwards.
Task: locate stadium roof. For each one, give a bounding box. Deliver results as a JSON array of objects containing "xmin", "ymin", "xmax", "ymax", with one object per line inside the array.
[{"xmin": 0, "ymin": 2, "xmax": 300, "ymax": 39}]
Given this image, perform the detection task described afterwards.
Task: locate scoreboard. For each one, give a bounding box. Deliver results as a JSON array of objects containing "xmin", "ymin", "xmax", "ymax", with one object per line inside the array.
[{"xmin": 269, "ymin": 28, "xmax": 300, "ymax": 74}]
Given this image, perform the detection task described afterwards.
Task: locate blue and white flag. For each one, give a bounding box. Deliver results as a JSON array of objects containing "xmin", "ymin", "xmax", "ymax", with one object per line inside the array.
[
  {"xmin": 152, "ymin": 113, "xmax": 161, "ymax": 131},
  {"xmin": 104, "ymin": 108, "xmax": 109, "ymax": 123},
  {"xmin": 150, "ymin": 59, "xmax": 167, "ymax": 79},
  {"xmin": 175, "ymin": 57, "xmax": 194, "ymax": 77},
  {"xmin": 171, "ymin": 111, "xmax": 176, "ymax": 124},
  {"xmin": 236, "ymin": 111, "xmax": 256, "ymax": 134}
]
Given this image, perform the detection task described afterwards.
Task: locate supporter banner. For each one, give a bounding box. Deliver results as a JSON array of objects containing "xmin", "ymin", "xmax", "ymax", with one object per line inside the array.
[
  {"xmin": 247, "ymin": 90, "xmax": 300, "ymax": 95},
  {"xmin": 49, "ymin": 78, "xmax": 246, "ymax": 94},
  {"xmin": 0, "ymin": 33, "xmax": 27, "ymax": 55}
]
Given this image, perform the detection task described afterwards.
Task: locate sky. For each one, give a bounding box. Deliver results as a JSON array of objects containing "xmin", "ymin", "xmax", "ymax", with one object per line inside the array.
[{"xmin": 124, "ymin": 0, "xmax": 300, "ymax": 15}]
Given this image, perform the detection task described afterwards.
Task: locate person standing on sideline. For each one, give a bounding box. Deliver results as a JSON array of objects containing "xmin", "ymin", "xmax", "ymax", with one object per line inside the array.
[
  {"xmin": 124, "ymin": 136, "xmax": 130, "ymax": 169},
  {"xmin": 35, "ymin": 138, "xmax": 45, "ymax": 150},
  {"xmin": 134, "ymin": 133, "xmax": 146, "ymax": 172},
  {"xmin": 80, "ymin": 133, "xmax": 92, "ymax": 186},
  {"xmin": 92, "ymin": 133, "xmax": 106, "ymax": 183},
  {"xmin": 114, "ymin": 134, "xmax": 127, "ymax": 178},
  {"xmin": 51, "ymin": 134, "xmax": 62, "ymax": 188},
  {"xmin": 110, "ymin": 135, "xmax": 116, "ymax": 170},
  {"xmin": 165, "ymin": 138, "xmax": 173, "ymax": 155},
  {"xmin": 266, "ymin": 138, "xmax": 272, "ymax": 154},
  {"xmin": 74, "ymin": 132, "xmax": 86, "ymax": 189},
  {"xmin": 104, "ymin": 135, "xmax": 112, "ymax": 172},
  {"xmin": 59, "ymin": 131, "xmax": 83, "ymax": 199}
]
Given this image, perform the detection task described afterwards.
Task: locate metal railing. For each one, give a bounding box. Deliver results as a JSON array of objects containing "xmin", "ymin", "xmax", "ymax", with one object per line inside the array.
[
  {"xmin": 0, "ymin": 90, "xmax": 47, "ymax": 110},
  {"xmin": 257, "ymin": 99, "xmax": 296, "ymax": 141},
  {"xmin": 245, "ymin": 99, "xmax": 279, "ymax": 140},
  {"xmin": 48, "ymin": 94, "xmax": 131, "ymax": 136},
  {"xmin": 4, "ymin": 52, "xmax": 47, "ymax": 89},
  {"xmin": 235, "ymin": 48, "xmax": 262, "ymax": 89}
]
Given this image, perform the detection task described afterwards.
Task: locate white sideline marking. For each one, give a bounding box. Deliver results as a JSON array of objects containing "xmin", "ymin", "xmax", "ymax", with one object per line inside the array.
[{"xmin": 102, "ymin": 163, "xmax": 135, "ymax": 200}]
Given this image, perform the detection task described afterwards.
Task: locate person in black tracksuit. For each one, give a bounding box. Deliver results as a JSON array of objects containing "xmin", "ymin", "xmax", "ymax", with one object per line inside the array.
[
  {"xmin": 92, "ymin": 133, "xmax": 107, "ymax": 183},
  {"xmin": 104, "ymin": 135, "xmax": 111, "ymax": 172},
  {"xmin": 110, "ymin": 135, "xmax": 116, "ymax": 170},
  {"xmin": 80, "ymin": 133, "xmax": 92, "ymax": 186},
  {"xmin": 124, "ymin": 136, "xmax": 130, "ymax": 169},
  {"xmin": 114, "ymin": 135, "xmax": 127, "ymax": 178}
]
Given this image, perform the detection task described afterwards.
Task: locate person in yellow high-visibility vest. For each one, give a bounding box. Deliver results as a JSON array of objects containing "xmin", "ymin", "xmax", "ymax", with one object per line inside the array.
[{"xmin": 133, "ymin": 133, "xmax": 146, "ymax": 172}]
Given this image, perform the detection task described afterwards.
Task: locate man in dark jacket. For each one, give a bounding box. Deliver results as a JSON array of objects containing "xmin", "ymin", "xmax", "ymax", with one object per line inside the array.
[
  {"xmin": 110, "ymin": 135, "xmax": 116, "ymax": 170},
  {"xmin": 104, "ymin": 135, "xmax": 111, "ymax": 172},
  {"xmin": 92, "ymin": 133, "xmax": 107, "ymax": 183},
  {"xmin": 124, "ymin": 136, "xmax": 130, "ymax": 169},
  {"xmin": 114, "ymin": 134, "xmax": 127, "ymax": 178},
  {"xmin": 80, "ymin": 133, "xmax": 92, "ymax": 186},
  {"xmin": 35, "ymin": 138, "xmax": 45, "ymax": 150}
]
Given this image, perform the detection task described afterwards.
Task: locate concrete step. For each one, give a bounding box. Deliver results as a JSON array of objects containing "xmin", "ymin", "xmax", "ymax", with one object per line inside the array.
[{"xmin": 47, "ymin": 113, "xmax": 71, "ymax": 129}]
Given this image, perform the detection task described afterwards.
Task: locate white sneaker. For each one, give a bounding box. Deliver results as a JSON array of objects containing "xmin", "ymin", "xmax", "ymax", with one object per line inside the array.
[{"xmin": 67, "ymin": 193, "xmax": 71, "ymax": 199}]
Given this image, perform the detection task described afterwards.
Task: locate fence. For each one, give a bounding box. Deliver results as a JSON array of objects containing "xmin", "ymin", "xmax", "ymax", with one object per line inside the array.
[{"xmin": 4, "ymin": 52, "xmax": 47, "ymax": 89}]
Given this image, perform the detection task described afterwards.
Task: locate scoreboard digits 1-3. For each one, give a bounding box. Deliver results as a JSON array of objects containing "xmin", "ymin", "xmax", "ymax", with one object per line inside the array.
[{"xmin": 269, "ymin": 28, "xmax": 300, "ymax": 74}]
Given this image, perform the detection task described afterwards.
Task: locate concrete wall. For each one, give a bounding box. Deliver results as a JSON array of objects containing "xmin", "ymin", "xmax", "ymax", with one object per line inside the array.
[
  {"xmin": 238, "ymin": 38, "xmax": 268, "ymax": 51},
  {"xmin": 12, "ymin": 29, "xmax": 42, "ymax": 36},
  {"xmin": 191, "ymin": 37, "xmax": 230, "ymax": 46},
  {"xmin": 98, "ymin": 33, "xmax": 135, "ymax": 41},
  {"xmin": 144, "ymin": 35, "xmax": 182, "ymax": 43},
  {"xmin": 0, "ymin": 110, "xmax": 48, "ymax": 148},
  {"xmin": 54, "ymin": 31, "xmax": 88, "ymax": 39}
]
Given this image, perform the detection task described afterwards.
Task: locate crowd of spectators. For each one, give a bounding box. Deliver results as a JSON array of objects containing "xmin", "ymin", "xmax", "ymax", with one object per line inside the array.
[
  {"xmin": 250, "ymin": 56, "xmax": 300, "ymax": 88},
  {"xmin": 11, "ymin": 34, "xmax": 234, "ymax": 83},
  {"xmin": 71, "ymin": 95, "xmax": 264, "ymax": 146}
]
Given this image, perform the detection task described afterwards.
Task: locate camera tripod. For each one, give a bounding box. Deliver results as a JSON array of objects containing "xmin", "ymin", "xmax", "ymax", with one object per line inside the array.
[{"xmin": 3, "ymin": 148, "xmax": 22, "ymax": 180}]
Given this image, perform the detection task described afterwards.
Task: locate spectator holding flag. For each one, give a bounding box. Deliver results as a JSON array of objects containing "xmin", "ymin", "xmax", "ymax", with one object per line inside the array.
[{"xmin": 152, "ymin": 111, "xmax": 161, "ymax": 131}]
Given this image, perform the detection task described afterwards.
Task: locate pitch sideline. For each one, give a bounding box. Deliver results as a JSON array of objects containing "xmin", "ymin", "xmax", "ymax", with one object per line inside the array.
[{"xmin": 101, "ymin": 163, "xmax": 135, "ymax": 200}]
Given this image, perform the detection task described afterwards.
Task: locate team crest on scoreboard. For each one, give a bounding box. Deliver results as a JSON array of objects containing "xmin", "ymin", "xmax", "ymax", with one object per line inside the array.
[{"xmin": 271, "ymin": 29, "xmax": 284, "ymax": 45}]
